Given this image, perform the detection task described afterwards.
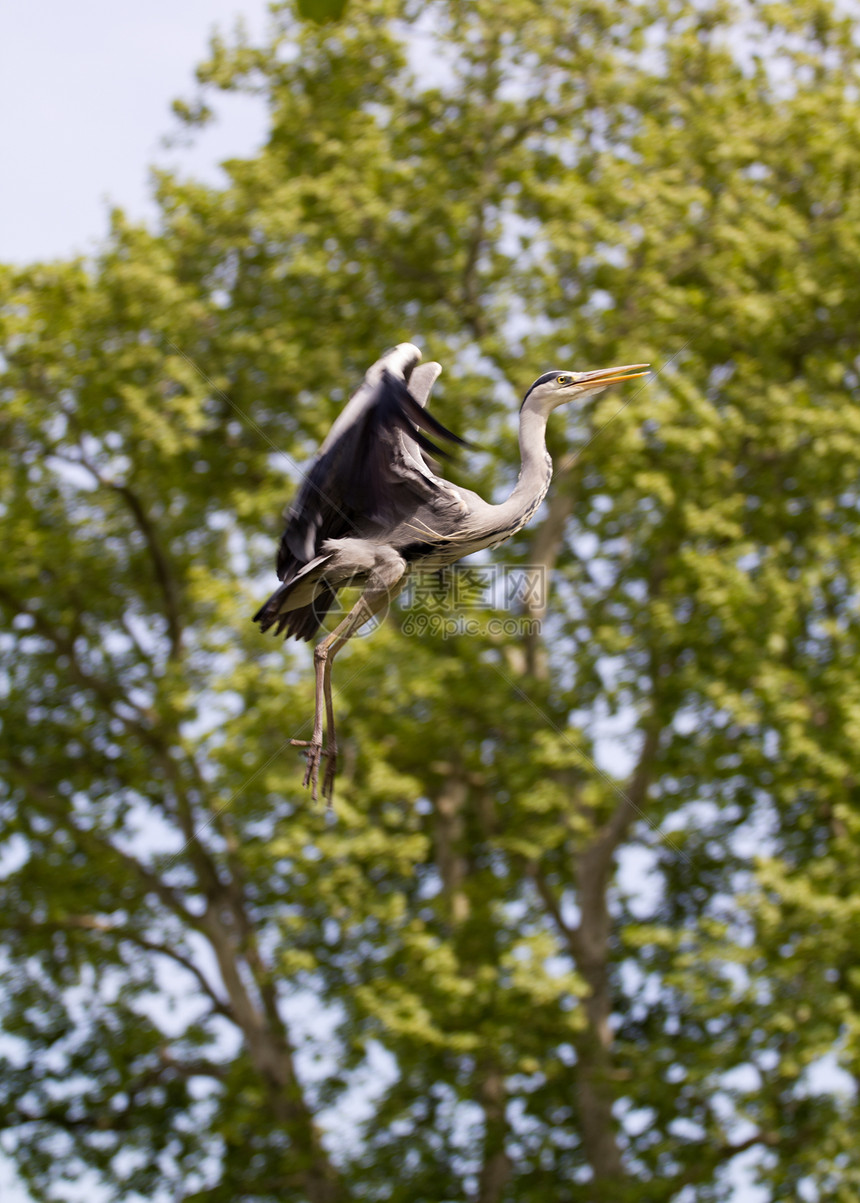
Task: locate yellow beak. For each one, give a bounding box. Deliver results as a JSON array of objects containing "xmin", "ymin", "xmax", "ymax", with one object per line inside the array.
[{"xmin": 574, "ymin": 363, "xmax": 651, "ymax": 388}]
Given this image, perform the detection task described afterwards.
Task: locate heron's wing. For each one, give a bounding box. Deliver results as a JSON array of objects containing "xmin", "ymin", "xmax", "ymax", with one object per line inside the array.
[
  {"xmin": 312, "ymin": 344, "xmax": 420, "ymax": 461},
  {"xmin": 278, "ymin": 354, "xmax": 467, "ymax": 576},
  {"xmin": 406, "ymin": 362, "xmax": 442, "ymax": 411},
  {"xmin": 393, "ymin": 361, "xmax": 443, "ymax": 479},
  {"xmin": 388, "ymin": 360, "xmax": 472, "ymax": 518}
]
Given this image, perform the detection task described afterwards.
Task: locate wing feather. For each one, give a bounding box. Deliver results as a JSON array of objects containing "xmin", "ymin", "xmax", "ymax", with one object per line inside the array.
[{"xmin": 276, "ymin": 350, "xmax": 466, "ymax": 581}]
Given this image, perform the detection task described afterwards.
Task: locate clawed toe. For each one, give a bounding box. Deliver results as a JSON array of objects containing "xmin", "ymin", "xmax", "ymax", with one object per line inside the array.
[
  {"xmin": 322, "ymin": 747, "xmax": 338, "ymax": 803},
  {"xmin": 292, "ymin": 739, "xmax": 337, "ymax": 804}
]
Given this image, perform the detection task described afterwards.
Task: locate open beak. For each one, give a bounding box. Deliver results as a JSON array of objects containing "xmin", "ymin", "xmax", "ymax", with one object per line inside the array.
[{"xmin": 574, "ymin": 363, "xmax": 650, "ymax": 388}]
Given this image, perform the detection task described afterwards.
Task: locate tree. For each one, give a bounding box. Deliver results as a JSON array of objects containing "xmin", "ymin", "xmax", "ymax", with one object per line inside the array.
[{"xmin": 3, "ymin": 1, "xmax": 860, "ymax": 1199}]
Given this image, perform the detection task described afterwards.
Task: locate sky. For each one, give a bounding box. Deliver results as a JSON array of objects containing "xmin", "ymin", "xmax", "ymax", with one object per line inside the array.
[{"xmin": 0, "ymin": 0, "xmax": 268, "ymax": 266}]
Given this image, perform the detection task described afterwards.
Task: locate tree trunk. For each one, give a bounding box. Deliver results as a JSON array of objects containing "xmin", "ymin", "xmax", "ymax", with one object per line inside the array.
[
  {"xmin": 574, "ymin": 843, "xmax": 626, "ymax": 1192},
  {"xmin": 476, "ymin": 1060, "xmax": 512, "ymax": 1203}
]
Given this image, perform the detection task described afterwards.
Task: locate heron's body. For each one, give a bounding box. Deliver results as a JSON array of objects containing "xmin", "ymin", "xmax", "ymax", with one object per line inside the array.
[{"xmin": 255, "ymin": 343, "xmax": 647, "ymax": 801}]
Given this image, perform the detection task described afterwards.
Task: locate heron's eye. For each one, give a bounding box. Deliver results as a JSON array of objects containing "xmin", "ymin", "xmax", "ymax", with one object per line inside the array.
[{"xmin": 557, "ymin": 375, "xmax": 571, "ymax": 385}]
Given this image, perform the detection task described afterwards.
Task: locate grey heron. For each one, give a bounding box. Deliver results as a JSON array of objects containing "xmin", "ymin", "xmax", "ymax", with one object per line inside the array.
[{"xmin": 254, "ymin": 344, "xmax": 648, "ymax": 801}]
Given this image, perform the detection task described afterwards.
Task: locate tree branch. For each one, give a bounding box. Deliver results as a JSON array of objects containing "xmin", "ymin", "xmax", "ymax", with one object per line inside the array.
[
  {"xmin": 670, "ymin": 1130, "xmax": 782, "ymax": 1191},
  {"xmin": 523, "ymin": 485, "xmax": 576, "ymax": 678},
  {"xmin": 49, "ymin": 443, "xmax": 184, "ymax": 659},
  {"xmin": 4, "ymin": 755, "xmax": 200, "ymax": 927},
  {"xmin": 528, "ymin": 863, "xmax": 585, "ymax": 963},
  {"xmin": 583, "ymin": 718, "xmax": 662, "ymax": 892},
  {"xmin": 0, "ymin": 584, "xmax": 224, "ymax": 881},
  {"xmin": 12, "ymin": 914, "xmax": 232, "ymax": 1020}
]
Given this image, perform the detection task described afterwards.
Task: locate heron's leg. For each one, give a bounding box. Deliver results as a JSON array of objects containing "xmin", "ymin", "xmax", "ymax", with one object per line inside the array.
[
  {"xmin": 319, "ymin": 585, "xmax": 403, "ymax": 802},
  {"xmin": 290, "ymin": 615, "xmax": 351, "ymax": 803},
  {"xmin": 292, "ymin": 567, "xmax": 405, "ymax": 804}
]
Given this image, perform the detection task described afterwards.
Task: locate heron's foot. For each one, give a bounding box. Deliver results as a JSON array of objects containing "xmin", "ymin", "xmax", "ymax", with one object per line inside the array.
[
  {"xmin": 322, "ymin": 740, "xmax": 338, "ymax": 804},
  {"xmin": 290, "ymin": 738, "xmax": 337, "ymax": 805}
]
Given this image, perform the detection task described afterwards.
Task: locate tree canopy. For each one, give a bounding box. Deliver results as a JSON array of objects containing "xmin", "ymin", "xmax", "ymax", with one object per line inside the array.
[{"xmin": 3, "ymin": 1, "xmax": 860, "ymax": 1200}]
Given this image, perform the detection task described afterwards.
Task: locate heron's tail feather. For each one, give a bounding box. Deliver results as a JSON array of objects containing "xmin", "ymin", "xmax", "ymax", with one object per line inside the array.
[
  {"xmin": 253, "ymin": 554, "xmax": 334, "ymax": 641},
  {"xmin": 253, "ymin": 584, "xmax": 336, "ymax": 642},
  {"xmin": 252, "ymin": 585, "xmax": 288, "ymax": 634},
  {"xmin": 280, "ymin": 589, "xmax": 336, "ymax": 641}
]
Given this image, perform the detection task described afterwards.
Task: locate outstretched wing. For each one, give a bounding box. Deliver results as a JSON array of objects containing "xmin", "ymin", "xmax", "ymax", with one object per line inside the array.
[
  {"xmin": 277, "ymin": 345, "xmax": 466, "ymax": 579},
  {"xmin": 394, "ymin": 361, "xmax": 445, "ymax": 477}
]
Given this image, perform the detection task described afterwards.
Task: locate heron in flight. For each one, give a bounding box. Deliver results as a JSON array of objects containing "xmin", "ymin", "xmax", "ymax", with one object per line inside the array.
[{"xmin": 255, "ymin": 344, "xmax": 648, "ymax": 801}]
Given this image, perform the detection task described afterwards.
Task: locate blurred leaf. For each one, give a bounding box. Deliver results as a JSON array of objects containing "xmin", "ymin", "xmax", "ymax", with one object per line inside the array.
[{"xmin": 296, "ymin": 0, "xmax": 350, "ymax": 23}]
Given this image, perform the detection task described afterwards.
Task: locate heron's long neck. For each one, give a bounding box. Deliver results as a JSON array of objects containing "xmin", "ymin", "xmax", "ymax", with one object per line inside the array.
[{"xmin": 482, "ymin": 404, "xmax": 553, "ymax": 540}]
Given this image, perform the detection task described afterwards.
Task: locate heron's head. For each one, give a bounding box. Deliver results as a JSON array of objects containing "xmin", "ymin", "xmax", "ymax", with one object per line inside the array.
[{"xmin": 521, "ymin": 364, "xmax": 650, "ymax": 414}]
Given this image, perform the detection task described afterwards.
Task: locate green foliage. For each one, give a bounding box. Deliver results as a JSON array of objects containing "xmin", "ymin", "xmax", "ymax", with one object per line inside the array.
[
  {"xmin": 3, "ymin": 1, "xmax": 860, "ymax": 1199},
  {"xmin": 296, "ymin": 0, "xmax": 350, "ymax": 22}
]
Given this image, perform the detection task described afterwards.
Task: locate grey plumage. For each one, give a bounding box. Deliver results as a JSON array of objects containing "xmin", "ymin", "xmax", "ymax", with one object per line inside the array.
[{"xmin": 254, "ymin": 343, "xmax": 649, "ymax": 802}]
